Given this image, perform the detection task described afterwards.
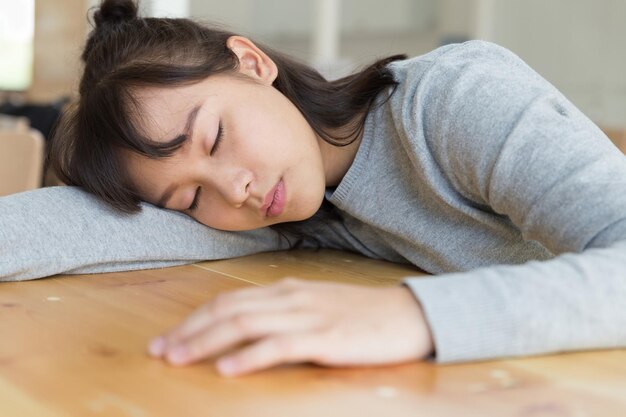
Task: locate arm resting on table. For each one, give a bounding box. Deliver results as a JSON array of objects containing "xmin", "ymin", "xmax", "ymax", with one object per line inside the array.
[{"xmin": 0, "ymin": 186, "xmax": 288, "ymax": 281}]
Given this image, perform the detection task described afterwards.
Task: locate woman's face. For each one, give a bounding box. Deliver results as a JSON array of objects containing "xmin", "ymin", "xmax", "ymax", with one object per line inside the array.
[{"xmin": 125, "ymin": 71, "xmax": 328, "ymax": 231}]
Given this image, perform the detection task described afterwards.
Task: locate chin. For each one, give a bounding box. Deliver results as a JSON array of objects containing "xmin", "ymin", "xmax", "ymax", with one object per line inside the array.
[{"xmin": 302, "ymin": 185, "xmax": 327, "ymax": 220}]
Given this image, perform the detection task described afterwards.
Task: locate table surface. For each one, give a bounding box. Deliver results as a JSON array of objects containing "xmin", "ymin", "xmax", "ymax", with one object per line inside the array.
[{"xmin": 1, "ymin": 249, "xmax": 625, "ymax": 417}]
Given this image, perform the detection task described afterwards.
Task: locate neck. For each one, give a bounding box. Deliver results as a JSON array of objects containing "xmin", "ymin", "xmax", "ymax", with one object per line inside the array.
[{"xmin": 318, "ymin": 123, "xmax": 364, "ymax": 187}]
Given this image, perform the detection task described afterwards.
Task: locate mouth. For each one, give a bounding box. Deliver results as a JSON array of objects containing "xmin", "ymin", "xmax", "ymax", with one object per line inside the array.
[{"xmin": 263, "ymin": 178, "xmax": 286, "ymax": 218}]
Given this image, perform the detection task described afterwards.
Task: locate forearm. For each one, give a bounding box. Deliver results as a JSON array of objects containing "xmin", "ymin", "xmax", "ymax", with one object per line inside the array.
[
  {"xmin": 0, "ymin": 187, "xmax": 287, "ymax": 281},
  {"xmin": 403, "ymin": 239, "xmax": 626, "ymax": 363}
]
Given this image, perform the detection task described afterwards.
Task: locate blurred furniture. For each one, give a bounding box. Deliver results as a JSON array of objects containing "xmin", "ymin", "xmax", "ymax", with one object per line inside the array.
[
  {"xmin": 1, "ymin": 97, "xmax": 69, "ymax": 190},
  {"xmin": 1, "ymin": 249, "xmax": 625, "ymax": 416},
  {"xmin": 0, "ymin": 128, "xmax": 45, "ymax": 196},
  {"xmin": 0, "ymin": 98, "xmax": 68, "ymax": 142},
  {"xmin": 0, "ymin": 115, "xmax": 29, "ymax": 132}
]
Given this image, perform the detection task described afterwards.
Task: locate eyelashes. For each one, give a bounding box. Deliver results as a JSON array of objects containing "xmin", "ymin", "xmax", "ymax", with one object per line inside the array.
[
  {"xmin": 188, "ymin": 121, "xmax": 224, "ymax": 212},
  {"xmin": 188, "ymin": 186, "xmax": 201, "ymax": 212},
  {"xmin": 210, "ymin": 121, "xmax": 224, "ymax": 156}
]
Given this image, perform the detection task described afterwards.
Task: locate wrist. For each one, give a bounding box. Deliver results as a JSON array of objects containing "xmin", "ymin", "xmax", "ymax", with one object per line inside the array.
[{"xmin": 396, "ymin": 285, "xmax": 435, "ymax": 358}]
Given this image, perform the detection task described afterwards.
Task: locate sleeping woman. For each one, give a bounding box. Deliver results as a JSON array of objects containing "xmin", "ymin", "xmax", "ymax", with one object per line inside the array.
[{"xmin": 1, "ymin": 0, "xmax": 625, "ymax": 377}]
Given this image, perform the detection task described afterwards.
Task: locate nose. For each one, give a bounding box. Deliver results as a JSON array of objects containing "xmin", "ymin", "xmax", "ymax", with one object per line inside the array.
[{"xmin": 220, "ymin": 168, "xmax": 253, "ymax": 208}]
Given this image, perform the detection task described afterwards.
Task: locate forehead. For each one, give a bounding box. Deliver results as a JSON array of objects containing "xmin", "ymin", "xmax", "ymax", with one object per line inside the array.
[
  {"xmin": 130, "ymin": 74, "xmax": 251, "ymax": 141},
  {"xmin": 131, "ymin": 83, "xmax": 207, "ymax": 141}
]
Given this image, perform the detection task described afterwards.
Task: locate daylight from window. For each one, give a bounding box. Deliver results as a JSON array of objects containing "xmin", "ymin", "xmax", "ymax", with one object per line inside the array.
[{"xmin": 0, "ymin": 0, "xmax": 35, "ymax": 91}]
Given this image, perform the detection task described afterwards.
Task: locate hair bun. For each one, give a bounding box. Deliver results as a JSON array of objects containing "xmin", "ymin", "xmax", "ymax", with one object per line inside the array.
[{"xmin": 93, "ymin": 0, "xmax": 138, "ymax": 29}]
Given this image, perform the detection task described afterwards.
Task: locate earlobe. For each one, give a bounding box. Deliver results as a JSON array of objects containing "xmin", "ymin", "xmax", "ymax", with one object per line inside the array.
[{"xmin": 226, "ymin": 36, "xmax": 278, "ymax": 85}]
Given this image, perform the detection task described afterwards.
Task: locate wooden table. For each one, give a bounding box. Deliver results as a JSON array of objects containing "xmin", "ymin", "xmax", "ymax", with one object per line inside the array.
[{"xmin": 1, "ymin": 249, "xmax": 625, "ymax": 416}]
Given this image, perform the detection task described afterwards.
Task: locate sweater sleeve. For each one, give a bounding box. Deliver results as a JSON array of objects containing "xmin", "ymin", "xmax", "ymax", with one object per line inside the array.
[
  {"xmin": 402, "ymin": 41, "xmax": 626, "ymax": 362},
  {"xmin": 0, "ymin": 186, "xmax": 289, "ymax": 282}
]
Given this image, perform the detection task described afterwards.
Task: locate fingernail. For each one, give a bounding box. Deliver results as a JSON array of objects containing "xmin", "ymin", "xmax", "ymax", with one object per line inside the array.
[
  {"xmin": 217, "ymin": 358, "xmax": 238, "ymax": 376},
  {"xmin": 167, "ymin": 345, "xmax": 189, "ymax": 364},
  {"xmin": 148, "ymin": 337, "xmax": 166, "ymax": 356}
]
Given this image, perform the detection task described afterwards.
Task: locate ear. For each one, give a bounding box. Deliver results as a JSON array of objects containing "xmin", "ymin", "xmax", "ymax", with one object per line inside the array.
[{"xmin": 226, "ymin": 36, "xmax": 278, "ymax": 86}]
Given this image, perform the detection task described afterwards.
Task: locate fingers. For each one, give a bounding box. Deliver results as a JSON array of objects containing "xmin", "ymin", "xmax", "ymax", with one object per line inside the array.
[
  {"xmin": 164, "ymin": 294, "xmax": 291, "ymax": 345},
  {"xmin": 165, "ymin": 311, "xmax": 325, "ymax": 366},
  {"xmin": 146, "ymin": 278, "xmax": 432, "ymax": 378},
  {"xmin": 216, "ymin": 333, "xmax": 326, "ymax": 377},
  {"xmin": 151, "ymin": 280, "xmax": 305, "ymax": 355}
]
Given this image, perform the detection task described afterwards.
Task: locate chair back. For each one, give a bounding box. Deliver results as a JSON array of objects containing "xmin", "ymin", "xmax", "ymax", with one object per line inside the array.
[{"xmin": 0, "ymin": 129, "xmax": 45, "ymax": 196}]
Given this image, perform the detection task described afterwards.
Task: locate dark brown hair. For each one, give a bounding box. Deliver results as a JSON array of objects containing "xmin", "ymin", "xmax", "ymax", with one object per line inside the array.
[{"xmin": 48, "ymin": 0, "xmax": 406, "ymax": 245}]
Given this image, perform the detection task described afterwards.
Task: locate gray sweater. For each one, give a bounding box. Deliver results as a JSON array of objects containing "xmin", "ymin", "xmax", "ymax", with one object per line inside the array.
[{"xmin": 2, "ymin": 41, "xmax": 626, "ymax": 363}]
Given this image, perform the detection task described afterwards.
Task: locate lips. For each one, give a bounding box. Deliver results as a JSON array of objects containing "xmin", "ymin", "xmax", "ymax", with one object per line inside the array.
[
  {"xmin": 262, "ymin": 182, "xmax": 278, "ymax": 213},
  {"xmin": 262, "ymin": 179, "xmax": 286, "ymax": 218}
]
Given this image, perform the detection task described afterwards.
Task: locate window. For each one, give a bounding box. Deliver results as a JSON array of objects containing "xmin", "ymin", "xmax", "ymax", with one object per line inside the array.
[{"xmin": 0, "ymin": 0, "xmax": 35, "ymax": 91}]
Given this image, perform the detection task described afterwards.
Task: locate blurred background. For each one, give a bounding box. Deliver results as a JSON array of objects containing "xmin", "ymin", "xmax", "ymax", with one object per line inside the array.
[{"xmin": 0, "ymin": 0, "xmax": 625, "ymax": 195}]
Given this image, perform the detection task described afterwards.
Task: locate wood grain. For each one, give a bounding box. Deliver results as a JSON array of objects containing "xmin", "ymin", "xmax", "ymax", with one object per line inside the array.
[
  {"xmin": 602, "ymin": 127, "xmax": 626, "ymax": 154},
  {"xmin": 1, "ymin": 249, "xmax": 624, "ymax": 416}
]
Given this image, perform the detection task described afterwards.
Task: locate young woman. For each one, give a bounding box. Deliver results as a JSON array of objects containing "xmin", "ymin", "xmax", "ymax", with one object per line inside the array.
[{"xmin": 2, "ymin": 0, "xmax": 626, "ymax": 377}]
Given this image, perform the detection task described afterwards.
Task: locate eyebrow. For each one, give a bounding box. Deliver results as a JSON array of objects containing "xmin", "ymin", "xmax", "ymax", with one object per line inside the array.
[{"xmin": 155, "ymin": 104, "xmax": 202, "ymax": 208}]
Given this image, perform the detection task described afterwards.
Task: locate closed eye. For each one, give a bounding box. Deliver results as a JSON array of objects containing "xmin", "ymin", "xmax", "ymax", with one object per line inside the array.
[
  {"xmin": 188, "ymin": 187, "xmax": 201, "ymax": 212},
  {"xmin": 210, "ymin": 122, "xmax": 224, "ymax": 156},
  {"xmin": 187, "ymin": 122, "xmax": 223, "ymax": 212}
]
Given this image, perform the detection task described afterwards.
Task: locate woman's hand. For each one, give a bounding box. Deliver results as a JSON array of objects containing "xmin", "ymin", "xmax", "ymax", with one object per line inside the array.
[{"xmin": 147, "ymin": 278, "xmax": 435, "ymax": 377}]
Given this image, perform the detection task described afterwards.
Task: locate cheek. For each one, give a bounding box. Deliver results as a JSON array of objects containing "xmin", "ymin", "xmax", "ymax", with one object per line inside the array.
[
  {"xmin": 193, "ymin": 201, "xmax": 261, "ymax": 231},
  {"xmin": 198, "ymin": 216, "xmax": 261, "ymax": 232}
]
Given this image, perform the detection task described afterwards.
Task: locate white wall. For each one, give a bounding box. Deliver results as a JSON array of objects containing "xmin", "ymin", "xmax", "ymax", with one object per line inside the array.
[
  {"xmin": 82, "ymin": 0, "xmax": 624, "ymax": 128},
  {"xmin": 438, "ymin": 0, "xmax": 626, "ymax": 128},
  {"xmin": 189, "ymin": 0, "xmax": 435, "ymax": 37},
  {"xmin": 188, "ymin": 0, "xmax": 436, "ymax": 79},
  {"xmin": 490, "ymin": 0, "xmax": 626, "ymax": 128}
]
